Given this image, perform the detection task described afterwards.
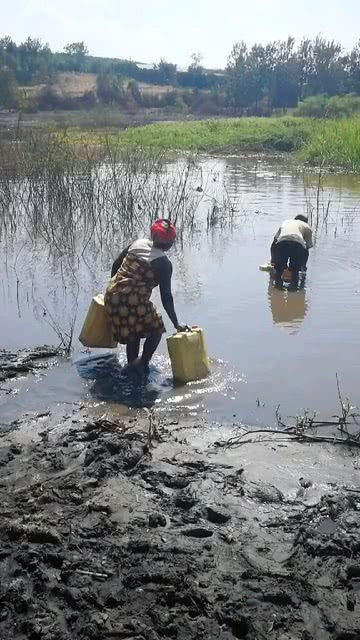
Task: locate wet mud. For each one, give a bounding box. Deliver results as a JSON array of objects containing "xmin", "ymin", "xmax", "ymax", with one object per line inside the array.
[
  {"xmin": 0, "ymin": 347, "xmax": 60, "ymax": 385},
  {"xmin": 1, "ymin": 396, "xmax": 360, "ymax": 640}
]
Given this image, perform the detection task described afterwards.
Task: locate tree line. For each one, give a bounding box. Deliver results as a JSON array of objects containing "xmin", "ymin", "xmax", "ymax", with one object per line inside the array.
[
  {"xmin": 227, "ymin": 36, "xmax": 360, "ymax": 111},
  {"xmin": 1, "ymin": 35, "xmax": 360, "ymax": 114}
]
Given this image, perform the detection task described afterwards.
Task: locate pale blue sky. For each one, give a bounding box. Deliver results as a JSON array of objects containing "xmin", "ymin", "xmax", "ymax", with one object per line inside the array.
[{"xmin": 2, "ymin": 0, "xmax": 359, "ymax": 68}]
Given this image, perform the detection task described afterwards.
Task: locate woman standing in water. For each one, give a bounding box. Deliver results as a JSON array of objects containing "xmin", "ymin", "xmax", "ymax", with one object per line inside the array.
[{"xmin": 105, "ymin": 219, "xmax": 185, "ymax": 367}]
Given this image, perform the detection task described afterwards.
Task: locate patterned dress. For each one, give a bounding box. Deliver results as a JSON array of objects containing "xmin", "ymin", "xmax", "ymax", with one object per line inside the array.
[{"xmin": 105, "ymin": 252, "xmax": 165, "ymax": 344}]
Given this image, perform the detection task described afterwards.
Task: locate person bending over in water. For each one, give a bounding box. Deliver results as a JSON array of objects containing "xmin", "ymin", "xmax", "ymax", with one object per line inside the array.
[
  {"xmin": 105, "ymin": 219, "xmax": 186, "ymax": 367},
  {"xmin": 270, "ymin": 215, "xmax": 313, "ymax": 279}
]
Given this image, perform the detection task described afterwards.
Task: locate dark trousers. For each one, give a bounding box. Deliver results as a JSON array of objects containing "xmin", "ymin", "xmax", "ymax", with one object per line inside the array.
[{"xmin": 271, "ymin": 240, "xmax": 308, "ymax": 274}]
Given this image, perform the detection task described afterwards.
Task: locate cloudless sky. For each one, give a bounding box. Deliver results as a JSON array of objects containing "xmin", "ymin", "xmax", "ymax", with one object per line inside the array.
[{"xmin": 2, "ymin": 0, "xmax": 359, "ymax": 69}]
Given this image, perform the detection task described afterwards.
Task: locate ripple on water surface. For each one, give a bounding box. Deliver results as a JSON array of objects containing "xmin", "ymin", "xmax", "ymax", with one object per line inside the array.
[{"xmin": 75, "ymin": 351, "xmax": 245, "ymax": 417}]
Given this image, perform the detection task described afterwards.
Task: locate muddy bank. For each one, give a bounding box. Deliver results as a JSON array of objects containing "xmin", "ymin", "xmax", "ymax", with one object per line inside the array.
[
  {"xmin": 1, "ymin": 403, "xmax": 360, "ymax": 640},
  {"xmin": 0, "ymin": 347, "xmax": 61, "ymax": 385}
]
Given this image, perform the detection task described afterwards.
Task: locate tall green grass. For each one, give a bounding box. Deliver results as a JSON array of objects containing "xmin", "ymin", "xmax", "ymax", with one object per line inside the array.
[
  {"xmin": 114, "ymin": 117, "xmax": 316, "ymax": 152},
  {"xmin": 301, "ymin": 117, "xmax": 360, "ymax": 170}
]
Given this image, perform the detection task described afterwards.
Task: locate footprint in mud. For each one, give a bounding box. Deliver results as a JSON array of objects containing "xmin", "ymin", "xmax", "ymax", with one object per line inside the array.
[
  {"xmin": 183, "ymin": 527, "xmax": 213, "ymax": 538},
  {"xmin": 75, "ymin": 352, "xmax": 172, "ymax": 408}
]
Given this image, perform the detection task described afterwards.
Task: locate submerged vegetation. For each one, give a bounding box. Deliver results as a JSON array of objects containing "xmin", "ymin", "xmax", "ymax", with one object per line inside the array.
[
  {"xmin": 0, "ymin": 132, "xmax": 238, "ymax": 259},
  {"xmin": 0, "ymin": 131, "xmax": 239, "ymax": 348}
]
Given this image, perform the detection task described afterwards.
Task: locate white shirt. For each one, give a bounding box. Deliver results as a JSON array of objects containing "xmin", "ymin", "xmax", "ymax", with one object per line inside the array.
[
  {"xmin": 129, "ymin": 238, "xmax": 165, "ymax": 263},
  {"xmin": 275, "ymin": 219, "xmax": 313, "ymax": 250}
]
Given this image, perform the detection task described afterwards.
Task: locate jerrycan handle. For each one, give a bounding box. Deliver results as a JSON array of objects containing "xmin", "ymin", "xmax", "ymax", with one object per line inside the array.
[{"xmin": 176, "ymin": 325, "xmax": 192, "ymax": 334}]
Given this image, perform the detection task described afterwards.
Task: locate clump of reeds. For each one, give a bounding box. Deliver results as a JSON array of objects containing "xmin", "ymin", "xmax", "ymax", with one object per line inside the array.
[
  {"xmin": 302, "ymin": 117, "xmax": 360, "ymax": 170},
  {"xmin": 0, "ymin": 130, "xmax": 238, "ymax": 259},
  {"xmin": 303, "ymin": 165, "xmax": 332, "ymax": 237}
]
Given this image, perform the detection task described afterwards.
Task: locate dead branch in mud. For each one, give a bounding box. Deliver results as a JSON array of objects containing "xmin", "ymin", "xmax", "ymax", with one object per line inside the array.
[
  {"xmin": 145, "ymin": 408, "xmax": 167, "ymax": 449},
  {"xmin": 214, "ymin": 431, "xmax": 360, "ymax": 449},
  {"xmin": 75, "ymin": 569, "xmax": 110, "ymax": 580},
  {"xmin": 213, "ymin": 375, "xmax": 360, "ymax": 450}
]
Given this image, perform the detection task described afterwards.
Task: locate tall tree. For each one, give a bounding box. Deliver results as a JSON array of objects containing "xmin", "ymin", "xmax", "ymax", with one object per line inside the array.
[
  {"xmin": 15, "ymin": 38, "xmax": 52, "ymax": 83},
  {"xmin": 0, "ymin": 67, "xmax": 18, "ymax": 108},
  {"xmin": 156, "ymin": 59, "xmax": 177, "ymax": 85},
  {"xmin": 348, "ymin": 40, "xmax": 360, "ymax": 93},
  {"xmin": 187, "ymin": 52, "xmax": 206, "ymax": 88},
  {"xmin": 227, "ymin": 41, "xmax": 255, "ymax": 108},
  {"xmin": 271, "ymin": 38, "xmax": 300, "ymax": 108},
  {"xmin": 64, "ymin": 42, "xmax": 89, "ymax": 71},
  {"xmin": 311, "ymin": 37, "xmax": 344, "ymax": 95},
  {"xmin": 64, "ymin": 42, "xmax": 89, "ymax": 57},
  {"xmin": 297, "ymin": 38, "xmax": 314, "ymax": 99}
]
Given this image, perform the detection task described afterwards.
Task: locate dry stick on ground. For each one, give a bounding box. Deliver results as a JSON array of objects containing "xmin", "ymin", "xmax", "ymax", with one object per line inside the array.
[
  {"xmin": 336, "ymin": 371, "xmax": 352, "ymax": 436},
  {"xmin": 146, "ymin": 408, "xmax": 164, "ymax": 449},
  {"xmin": 214, "ymin": 430, "xmax": 360, "ymax": 450},
  {"xmin": 75, "ymin": 569, "xmax": 110, "ymax": 580}
]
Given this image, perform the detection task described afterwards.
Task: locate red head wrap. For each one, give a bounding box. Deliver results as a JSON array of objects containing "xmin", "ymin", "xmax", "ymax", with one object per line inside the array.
[{"xmin": 151, "ymin": 219, "xmax": 176, "ymax": 244}]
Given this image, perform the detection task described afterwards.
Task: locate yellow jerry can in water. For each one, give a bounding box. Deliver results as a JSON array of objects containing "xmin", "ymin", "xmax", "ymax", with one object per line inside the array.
[
  {"xmin": 167, "ymin": 327, "xmax": 210, "ymax": 384},
  {"xmin": 79, "ymin": 294, "xmax": 117, "ymax": 349}
]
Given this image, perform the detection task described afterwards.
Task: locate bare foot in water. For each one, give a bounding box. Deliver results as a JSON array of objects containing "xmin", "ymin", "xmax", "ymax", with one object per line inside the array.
[
  {"xmin": 125, "ymin": 358, "xmax": 150, "ymax": 372},
  {"xmin": 125, "ymin": 358, "xmax": 142, "ymax": 369}
]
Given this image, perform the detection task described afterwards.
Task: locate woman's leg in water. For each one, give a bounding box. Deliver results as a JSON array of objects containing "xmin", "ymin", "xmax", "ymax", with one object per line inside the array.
[
  {"xmin": 141, "ymin": 332, "xmax": 162, "ymax": 365},
  {"xmin": 126, "ymin": 337, "xmax": 141, "ymax": 364}
]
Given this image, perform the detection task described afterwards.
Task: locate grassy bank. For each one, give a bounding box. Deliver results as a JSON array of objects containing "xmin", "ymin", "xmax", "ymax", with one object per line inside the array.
[
  {"xmin": 65, "ymin": 116, "xmax": 317, "ymax": 153},
  {"xmin": 302, "ymin": 117, "xmax": 360, "ymax": 169},
  {"xmin": 114, "ymin": 117, "xmax": 317, "ymax": 152},
  {"xmin": 57, "ymin": 114, "xmax": 360, "ymax": 169}
]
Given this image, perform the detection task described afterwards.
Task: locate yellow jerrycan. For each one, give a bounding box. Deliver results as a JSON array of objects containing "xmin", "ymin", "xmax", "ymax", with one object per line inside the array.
[
  {"xmin": 167, "ymin": 327, "xmax": 210, "ymax": 384},
  {"xmin": 79, "ymin": 294, "xmax": 117, "ymax": 349}
]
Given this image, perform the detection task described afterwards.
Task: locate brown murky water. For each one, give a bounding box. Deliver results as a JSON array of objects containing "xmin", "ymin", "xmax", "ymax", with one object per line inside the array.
[{"xmin": 1, "ymin": 154, "xmax": 360, "ymax": 427}]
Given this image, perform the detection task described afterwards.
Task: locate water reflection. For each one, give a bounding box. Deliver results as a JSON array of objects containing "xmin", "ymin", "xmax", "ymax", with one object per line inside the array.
[{"xmin": 267, "ymin": 278, "xmax": 308, "ymax": 334}]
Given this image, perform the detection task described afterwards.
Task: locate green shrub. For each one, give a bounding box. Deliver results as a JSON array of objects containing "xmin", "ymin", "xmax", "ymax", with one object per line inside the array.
[{"xmin": 294, "ymin": 93, "xmax": 360, "ymax": 119}]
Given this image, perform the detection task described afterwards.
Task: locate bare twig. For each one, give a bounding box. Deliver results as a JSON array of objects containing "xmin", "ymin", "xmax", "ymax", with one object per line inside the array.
[
  {"xmin": 213, "ymin": 376, "xmax": 360, "ymax": 450},
  {"xmin": 75, "ymin": 569, "xmax": 110, "ymax": 580}
]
